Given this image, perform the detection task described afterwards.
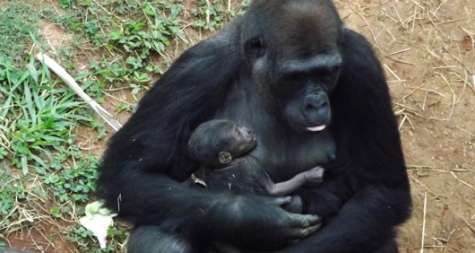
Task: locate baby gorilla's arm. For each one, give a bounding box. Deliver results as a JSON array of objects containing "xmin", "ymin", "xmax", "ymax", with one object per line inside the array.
[{"xmin": 265, "ymin": 167, "xmax": 324, "ymax": 196}]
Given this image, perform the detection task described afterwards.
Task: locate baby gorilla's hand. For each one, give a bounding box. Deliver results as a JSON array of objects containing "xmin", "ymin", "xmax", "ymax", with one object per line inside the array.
[{"xmin": 303, "ymin": 166, "xmax": 324, "ymax": 186}]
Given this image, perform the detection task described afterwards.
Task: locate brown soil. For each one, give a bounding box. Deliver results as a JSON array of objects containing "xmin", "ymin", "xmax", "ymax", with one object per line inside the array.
[
  {"xmin": 336, "ymin": 0, "xmax": 475, "ymax": 252},
  {"xmin": 3, "ymin": 0, "xmax": 475, "ymax": 252}
]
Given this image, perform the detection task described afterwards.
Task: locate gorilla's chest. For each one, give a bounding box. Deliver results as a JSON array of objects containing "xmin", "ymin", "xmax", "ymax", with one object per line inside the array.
[
  {"xmin": 214, "ymin": 98, "xmax": 335, "ymax": 182},
  {"xmin": 254, "ymin": 129, "xmax": 335, "ymax": 182}
]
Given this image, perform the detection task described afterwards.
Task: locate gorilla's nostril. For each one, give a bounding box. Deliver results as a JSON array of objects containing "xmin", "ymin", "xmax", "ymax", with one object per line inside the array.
[
  {"xmin": 318, "ymin": 103, "xmax": 329, "ymax": 114},
  {"xmin": 304, "ymin": 100, "xmax": 327, "ymax": 113},
  {"xmin": 305, "ymin": 104, "xmax": 315, "ymax": 112}
]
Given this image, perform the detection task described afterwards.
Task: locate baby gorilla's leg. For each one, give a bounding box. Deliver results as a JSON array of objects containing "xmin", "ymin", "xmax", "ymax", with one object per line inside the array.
[
  {"xmin": 303, "ymin": 166, "xmax": 325, "ymax": 186},
  {"xmin": 267, "ymin": 167, "xmax": 324, "ymax": 196}
]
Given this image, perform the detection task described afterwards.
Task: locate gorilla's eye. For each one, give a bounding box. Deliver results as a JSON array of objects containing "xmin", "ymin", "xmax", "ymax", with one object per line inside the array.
[
  {"xmin": 330, "ymin": 65, "xmax": 340, "ymax": 74},
  {"xmin": 286, "ymin": 72, "xmax": 306, "ymax": 82},
  {"xmin": 319, "ymin": 65, "xmax": 340, "ymax": 82},
  {"xmin": 320, "ymin": 69, "xmax": 333, "ymax": 79},
  {"xmin": 247, "ymin": 37, "xmax": 266, "ymax": 59},
  {"xmin": 249, "ymin": 38, "xmax": 263, "ymax": 48}
]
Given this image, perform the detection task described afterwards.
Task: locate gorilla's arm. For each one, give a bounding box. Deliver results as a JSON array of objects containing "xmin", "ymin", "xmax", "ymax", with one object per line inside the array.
[
  {"xmin": 276, "ymin": 29, "xmax": 412, "ymax": 253},
  {"xmin": 96, "ymin": 20, "xmax": 318, "ymax": 250}
]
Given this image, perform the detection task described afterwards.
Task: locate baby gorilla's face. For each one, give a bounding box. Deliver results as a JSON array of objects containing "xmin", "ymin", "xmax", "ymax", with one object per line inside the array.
[{"xmin": 227, "ymin": 124, "xmax": 257, "ymax": 158}]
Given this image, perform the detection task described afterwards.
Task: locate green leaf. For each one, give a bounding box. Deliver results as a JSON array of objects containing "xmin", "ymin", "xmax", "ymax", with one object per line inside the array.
[{"xmin": 110, "ymin": 30, "xmax": 122, "ymax": 40}]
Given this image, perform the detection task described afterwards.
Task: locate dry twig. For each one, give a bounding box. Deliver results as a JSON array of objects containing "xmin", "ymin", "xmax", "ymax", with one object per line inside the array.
[
  {"xmin": 450, "ymin": 171, "xmax": 475, "ymax": 192},
  {"xmin": 420, "ymin": 192, "xmax": 427, "ymax": 253}
]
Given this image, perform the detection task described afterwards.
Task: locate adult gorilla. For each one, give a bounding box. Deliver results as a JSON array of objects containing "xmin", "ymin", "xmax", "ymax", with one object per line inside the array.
[{"xmin": 96, "ymin": 0, "xmax": 412, "ymax": 252}]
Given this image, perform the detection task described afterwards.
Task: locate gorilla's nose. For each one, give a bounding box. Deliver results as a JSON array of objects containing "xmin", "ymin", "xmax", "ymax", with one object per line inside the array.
[{"xmin": 302, "ymin": 94, "xmax": 329, "ymax": 119}]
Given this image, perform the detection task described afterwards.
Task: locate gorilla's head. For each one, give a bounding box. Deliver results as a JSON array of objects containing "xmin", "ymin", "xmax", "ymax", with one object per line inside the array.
[{"xmin": 241, "ymin": 0, "xmax": 343, "ymax": 132}]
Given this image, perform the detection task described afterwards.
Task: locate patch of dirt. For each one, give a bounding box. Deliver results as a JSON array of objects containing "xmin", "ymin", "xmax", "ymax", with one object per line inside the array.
[
  {"xmin": 6, "ymin": 223, "xmax": 75, "ymax": 253},
  {"xmin": 335, "ymin": 0, "xmax": 475, "ymax": 251},
  {"xmin": 40, "ymin": 20, "xmax": 73, "ymax": 51}
]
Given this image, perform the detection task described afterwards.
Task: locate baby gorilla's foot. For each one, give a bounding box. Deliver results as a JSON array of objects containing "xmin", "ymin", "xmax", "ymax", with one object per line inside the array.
[{"xmin": 304, "ymin": 166, "xmax": 324, "ymax": 186}]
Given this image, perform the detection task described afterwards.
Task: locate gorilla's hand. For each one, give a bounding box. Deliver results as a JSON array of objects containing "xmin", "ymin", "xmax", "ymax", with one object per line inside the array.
[{"xmin": 211, "ymin": 195, "xmax": 321, "ymax": 251}]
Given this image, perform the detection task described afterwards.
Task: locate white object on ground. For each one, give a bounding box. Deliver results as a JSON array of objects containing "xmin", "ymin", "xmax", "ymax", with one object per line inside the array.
[{"xmin": 79, "ymin": 201, "xmax": 118, "ymax": 249}]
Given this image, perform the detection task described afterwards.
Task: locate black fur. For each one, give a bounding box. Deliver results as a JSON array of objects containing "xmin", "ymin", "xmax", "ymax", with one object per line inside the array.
[{"xmin": 96, "ymin": 0, "xmax": 412, "ymax": 252}]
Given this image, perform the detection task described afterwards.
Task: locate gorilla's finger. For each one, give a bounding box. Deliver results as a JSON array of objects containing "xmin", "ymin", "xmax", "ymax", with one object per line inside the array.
[
  {"xmin": 288, "ymin": 213, "xmax": 321, "ymax": 227},
  {"xmin": 285, "ymin": 224, "xmax": 322, "ymax": 240},
  {"xmin": 273, "ymin": 196, "xmax": 292, "ymax": 206}
]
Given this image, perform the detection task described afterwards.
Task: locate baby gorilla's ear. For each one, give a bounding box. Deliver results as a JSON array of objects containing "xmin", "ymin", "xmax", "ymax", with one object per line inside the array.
[{"xmin": 218, "ymin": 151, "xmax": 232, "ymax": 164}]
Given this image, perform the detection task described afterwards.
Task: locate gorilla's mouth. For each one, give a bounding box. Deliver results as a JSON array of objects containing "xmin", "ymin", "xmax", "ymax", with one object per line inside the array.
[{"xmin": 306, "ymin": 125, "xmax": 326, "ymax": 132}]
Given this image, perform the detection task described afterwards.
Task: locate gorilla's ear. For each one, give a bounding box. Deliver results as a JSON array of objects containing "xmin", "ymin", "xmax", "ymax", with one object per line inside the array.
[
  {"xmin": 244, "ymin": 37, "xmax": 266, "ymax": 60},
  {"xmin": 218, "ymin": 151, "xmax": 233, "ymax": 164}
]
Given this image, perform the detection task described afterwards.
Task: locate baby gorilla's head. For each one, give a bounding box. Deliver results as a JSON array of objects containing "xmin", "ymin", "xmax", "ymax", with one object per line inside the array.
[{"xmin": 189, "ymin": 119, "xmax": 257, "ymax": 168}]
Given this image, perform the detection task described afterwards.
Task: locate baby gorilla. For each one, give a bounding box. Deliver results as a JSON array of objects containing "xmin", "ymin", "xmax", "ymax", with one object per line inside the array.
[{"xmin": 188, "ymin": 119, "xmax": 324, "ymax": 213}]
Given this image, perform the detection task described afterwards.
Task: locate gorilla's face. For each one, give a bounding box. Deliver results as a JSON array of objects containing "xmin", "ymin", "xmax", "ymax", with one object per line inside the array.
[
  {"xmin": 276, "ymin": 54, "xmax": 341, "ymax": 132},
  {"xmin": 244, "ymin": 1, "xmax": 342, "ymax": 133}
]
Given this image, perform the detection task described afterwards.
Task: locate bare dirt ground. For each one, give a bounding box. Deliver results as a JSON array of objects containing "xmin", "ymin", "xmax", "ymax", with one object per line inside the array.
[
  {"xmin": 337, "ymin": 0, "xmax": 475, "ymax": 252},
  {"xmin": 4, "ymin": 0, "xmax": 475, "ymax": 252}
]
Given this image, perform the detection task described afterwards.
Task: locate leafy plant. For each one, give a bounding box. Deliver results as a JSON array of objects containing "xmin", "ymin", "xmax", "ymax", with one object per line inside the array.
[
  {"xmin": 1, "ymin": 57, "xmax": 91, "ymax": 174},
  {"xmin": 0, "ymin": 2, "xmax": 39, "ymax": 65},
  {"xmin": 59, "ymin": 0, "xmax": 77, "ymax": 9},
  {"xmin": 109, "ymin": 2, "xmax": 184, "ymax": 74},
  {"xmin": 44, "ymin": 153, "xmax": 99, "ymax": 203}
]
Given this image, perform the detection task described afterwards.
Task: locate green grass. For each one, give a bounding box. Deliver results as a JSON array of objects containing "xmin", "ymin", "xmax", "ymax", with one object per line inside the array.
[
  {"xmin": 0, "ymin": 2, "xmax": 41, "ymax": 65},
  {"xmin": 0, "ymin": 0, "xmax": 247, "ymax": 252}
]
